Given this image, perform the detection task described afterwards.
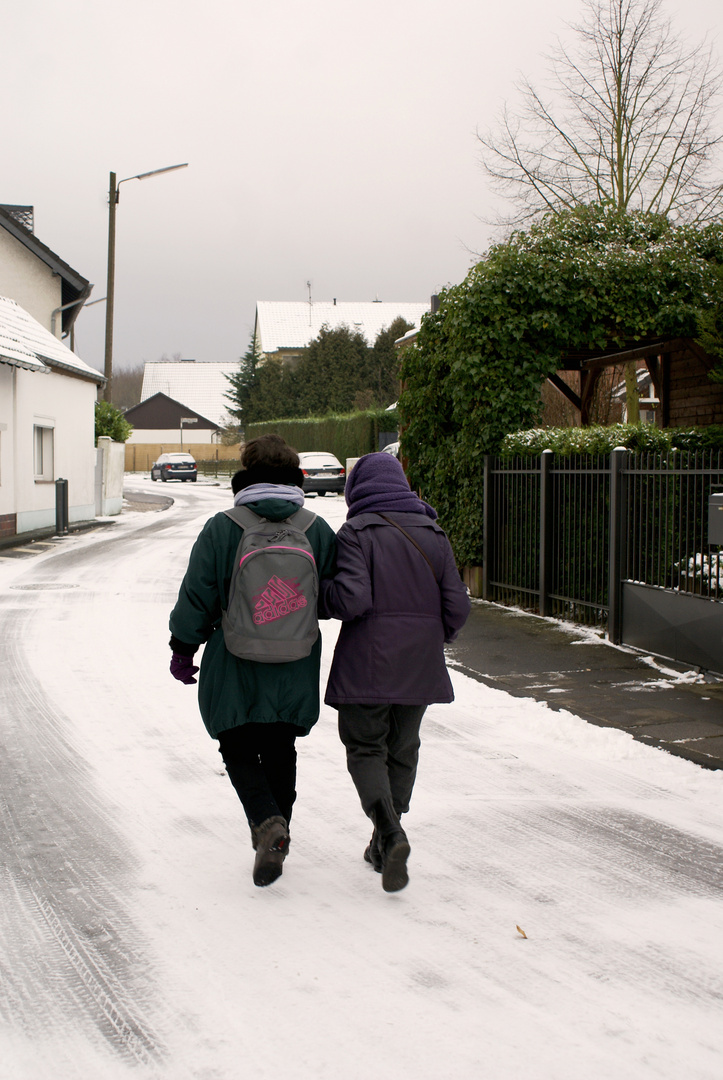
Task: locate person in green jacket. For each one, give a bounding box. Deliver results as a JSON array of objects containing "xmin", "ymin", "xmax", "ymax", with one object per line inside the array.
[{"xmin": 169, "ymin": 435, "xmax": 336, "ymax": 887}]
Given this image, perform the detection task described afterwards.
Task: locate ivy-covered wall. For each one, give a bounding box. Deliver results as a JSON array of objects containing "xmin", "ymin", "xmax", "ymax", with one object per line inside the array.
[{"xmin": 399, "ymin": 205, "xmax": 723, "ymax": 565}]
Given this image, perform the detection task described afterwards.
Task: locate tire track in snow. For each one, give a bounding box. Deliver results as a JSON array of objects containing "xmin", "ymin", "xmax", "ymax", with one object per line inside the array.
[{"xmin": 0, "ymin": 593, "xmax": 163, "ymax": 1069}]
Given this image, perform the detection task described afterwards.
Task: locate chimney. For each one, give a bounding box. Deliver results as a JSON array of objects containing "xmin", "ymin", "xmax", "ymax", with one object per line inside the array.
[{"xmin": 431, "ymin": 294, "xmax": 440, "ymax": 314}]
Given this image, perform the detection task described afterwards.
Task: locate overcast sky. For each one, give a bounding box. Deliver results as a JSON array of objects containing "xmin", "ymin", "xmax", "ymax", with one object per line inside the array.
[{"xmin": 3, "ymin": 0, "xmax": 720, "ymax": 373}]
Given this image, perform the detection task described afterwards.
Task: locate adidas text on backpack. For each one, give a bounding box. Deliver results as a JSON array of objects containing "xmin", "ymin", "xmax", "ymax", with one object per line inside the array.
[{"xmin": 222, "ymin": 506, "xmax": 319, "ymax": 663}]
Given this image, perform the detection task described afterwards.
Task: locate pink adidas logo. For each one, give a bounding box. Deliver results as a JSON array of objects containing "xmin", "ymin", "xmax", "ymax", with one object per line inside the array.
[{"xmin": 253, "ymin": 575, "xmax": 308, "ymax": 625}]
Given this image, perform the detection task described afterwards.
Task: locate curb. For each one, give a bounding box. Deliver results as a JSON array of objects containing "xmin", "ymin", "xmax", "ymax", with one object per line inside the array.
[{"xmin": 0, "ymin": 518, "xmax": 116, "ymax": 553}]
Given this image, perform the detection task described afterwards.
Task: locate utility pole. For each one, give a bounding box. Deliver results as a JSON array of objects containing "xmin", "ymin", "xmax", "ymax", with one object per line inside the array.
[
  {"xmin": 103, "ymin": 172, "xmax": 118, "ymax": 403},
  {"xmin": 102, "ymin": 162, "xmax": 188, "ymax": 405}
]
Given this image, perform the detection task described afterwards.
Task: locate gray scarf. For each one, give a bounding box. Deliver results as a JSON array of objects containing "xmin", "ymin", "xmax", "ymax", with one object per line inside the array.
[{"xmin": 233, "ymin": 483, "xmax": 305, "ymax": 508}]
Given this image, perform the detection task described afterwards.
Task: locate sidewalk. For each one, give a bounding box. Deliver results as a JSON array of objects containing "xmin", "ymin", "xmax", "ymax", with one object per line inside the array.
[
  {"xmin": 0, "ymin": 488, "xmax": 172, "ymax": 559},
  {"xmin": 0, "ymin": 518, "xmax": 115, "ymax": 557},
  {"xmin": 446, "ymin": 600, "xmax": 723, "ymax": 771}
]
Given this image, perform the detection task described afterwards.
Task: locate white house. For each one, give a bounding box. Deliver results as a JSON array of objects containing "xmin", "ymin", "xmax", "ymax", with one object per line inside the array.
[
  {"xmin": 0, "ymin": 205, "xmax": 106, "ymax": 540},
  {"xmin": 124, "ymin": 392, "xmax": 221, "ymax": 445},
  {"xmin": 0, "ymin": 204, "xmax": 92, "ymax": 342},
  {"xmin": 0, "ymin": 295, "xmax": 105, "ymax": 539},
  {"xmin": 140, "ymin": 360, "xmax": 236, "ymax": 429},
  {"xmin": 254, "ymin": 300, "xmax": 431, "ymax": 365}
]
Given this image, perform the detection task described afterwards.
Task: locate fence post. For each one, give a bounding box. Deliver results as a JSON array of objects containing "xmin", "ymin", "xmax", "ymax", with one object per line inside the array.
[
  {"xmin": 539, "ymin": 450, "xmax": 553, "ymax": 616},
  {"xmin": 608, "ymin": 447, "xmax": 626, "ymax": 643},
  {"xmin": 482, "ymin": 455, "xmax": 491, "ymax": 600}
]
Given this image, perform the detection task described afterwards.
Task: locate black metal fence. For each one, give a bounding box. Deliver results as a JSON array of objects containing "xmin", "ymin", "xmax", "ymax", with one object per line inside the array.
[
  {"xmin": 625, "ymin": 453, "xmax": 723, "ymax": 602},
  {"xmin": 482, "ymin": 449, "xmax": 723, "ymax": 634}
]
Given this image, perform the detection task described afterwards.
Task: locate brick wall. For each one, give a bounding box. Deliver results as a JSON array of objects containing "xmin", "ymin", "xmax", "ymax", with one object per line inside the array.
[{"xmin": 0, "ymin": 513, "xmax": 17, "ymax": 539}]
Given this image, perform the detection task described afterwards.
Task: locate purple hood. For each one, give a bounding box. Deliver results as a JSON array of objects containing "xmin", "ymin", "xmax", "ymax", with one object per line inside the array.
[{"xmin": 345, "ymin": 453, "xmax": 437, "ymax": 520}]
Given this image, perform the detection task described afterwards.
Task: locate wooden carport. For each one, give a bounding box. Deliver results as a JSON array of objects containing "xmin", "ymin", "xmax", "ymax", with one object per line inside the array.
[{"xmin": 548, "ymin": 338, "xmax": 723, "ymax": 427}]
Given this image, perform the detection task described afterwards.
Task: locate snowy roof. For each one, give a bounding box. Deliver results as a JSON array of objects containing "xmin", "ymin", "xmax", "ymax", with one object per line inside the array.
[
  {"xmin": 255, "ymin": 301, "xmax": 431, "ymax": 354},
  {"xmin": 0, "ymin": 294, "xmax": 103, "ymax": 382},
  {"xmin": 140, "ymin": 361, "xmax": 237, "ymax": 427}
]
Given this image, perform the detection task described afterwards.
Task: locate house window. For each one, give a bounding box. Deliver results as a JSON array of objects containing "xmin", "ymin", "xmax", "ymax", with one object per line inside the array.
[{"xmin": 33, "ymin": 425, "xmax": 54, "ymax": 480}]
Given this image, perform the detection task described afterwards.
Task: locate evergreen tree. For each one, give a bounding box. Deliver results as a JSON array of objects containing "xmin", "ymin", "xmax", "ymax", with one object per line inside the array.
[
  {"xmin": 225, "ymin": 318, "xmax": 421, "ymax": 423},
  {"xmin": 293, "ymin": 324, "xmax": 370, "ymax": 415},
  {"xmin": 370, "ymin": 317, "xmax": 414, "ymax": 405},
  {"xmin": 248, "ymin": 357, "xmax": 296, "ymax": 421},
  {"xmin": 225, "ymin": 335, "xmax": 261, "ymax": 424}
]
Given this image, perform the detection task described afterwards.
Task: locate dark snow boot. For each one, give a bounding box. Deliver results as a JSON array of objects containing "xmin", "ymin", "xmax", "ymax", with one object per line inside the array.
[
  {"xmin": 250, "ymin": 822, "xmax": 291, "ymax": 854},
  {"xmin": 363, "ymin": 829, "xmax": 383, "ymax": 873},
  {"xmin": 370, "ymin": 799, "xmax": 410, "ymax": 893},
  {"xmin": 252, "ymin": 816, "xmax": 289, "ymax": 887}
]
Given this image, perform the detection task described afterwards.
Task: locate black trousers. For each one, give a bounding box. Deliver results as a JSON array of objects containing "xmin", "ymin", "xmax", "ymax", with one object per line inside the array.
[
  {"xmin": 217, "ymin": 722, "xmax": 303, "ymax": 828},
  {"xmin": 337, "ymin": 704, "xmax": 427, "ymax": 818}
]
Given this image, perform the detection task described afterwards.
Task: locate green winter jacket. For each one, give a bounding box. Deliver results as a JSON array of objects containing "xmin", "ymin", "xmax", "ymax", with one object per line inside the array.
[{"xmin": 169, "ymin": 498, "xmax": 337, "ymax": 738}]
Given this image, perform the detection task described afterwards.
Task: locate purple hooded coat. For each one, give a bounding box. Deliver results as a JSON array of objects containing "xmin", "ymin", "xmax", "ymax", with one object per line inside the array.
[{"xmin": 321, "ymin": 454, "xmax": 471, "ymax": 706}]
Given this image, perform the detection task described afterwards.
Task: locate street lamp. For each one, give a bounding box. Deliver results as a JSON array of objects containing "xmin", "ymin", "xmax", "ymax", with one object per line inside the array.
[{"xmin": 103, "ymin": 162, "xmax": 188, "ymax": 403}]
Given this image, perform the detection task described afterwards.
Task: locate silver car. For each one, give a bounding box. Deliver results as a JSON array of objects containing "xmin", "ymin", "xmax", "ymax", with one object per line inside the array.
[{"xmin": 298, "ymin": 452, "xmax": 346, "ymax": 496}]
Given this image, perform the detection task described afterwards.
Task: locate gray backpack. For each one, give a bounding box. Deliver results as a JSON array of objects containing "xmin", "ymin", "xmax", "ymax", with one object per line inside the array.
[{"xmin": 222, "ymin": 505, "xmax": 319, "ymax": 663}]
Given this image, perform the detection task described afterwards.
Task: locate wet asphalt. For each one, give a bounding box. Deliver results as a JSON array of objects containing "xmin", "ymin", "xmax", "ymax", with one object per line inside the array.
[{"xmin": 446, "ymin": 601, "xmax": 723, "ymax": 771}]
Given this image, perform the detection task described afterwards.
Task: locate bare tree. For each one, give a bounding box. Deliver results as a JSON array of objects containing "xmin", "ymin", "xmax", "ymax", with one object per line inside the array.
[
  {"xmin": 479, "ymin": 0, "xmax": 723, "ymax": 223},
  {"xmin": 112, "ymin": 362, "xmax": 145, "ymax": 410}
]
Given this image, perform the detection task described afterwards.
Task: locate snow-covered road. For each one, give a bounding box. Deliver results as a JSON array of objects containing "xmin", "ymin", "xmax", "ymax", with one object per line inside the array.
[{"xmin": 1, "ymin": 479, "xmax": 722, "ymax": 1080}]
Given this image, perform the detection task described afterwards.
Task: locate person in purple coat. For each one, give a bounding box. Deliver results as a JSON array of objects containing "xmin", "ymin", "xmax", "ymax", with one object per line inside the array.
[{"xmin": 321, "ymin": 452, "xmax": 471, "ymax": 892}]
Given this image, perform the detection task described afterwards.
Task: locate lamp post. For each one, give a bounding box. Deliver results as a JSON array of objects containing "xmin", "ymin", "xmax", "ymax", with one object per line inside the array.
[{"xmin": 103, "ymin": 162, "xmax": 188, "ymax": 403}]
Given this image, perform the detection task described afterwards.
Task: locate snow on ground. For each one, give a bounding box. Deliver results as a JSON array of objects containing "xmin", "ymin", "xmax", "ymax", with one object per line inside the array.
[{"xmin": 1, "ymin": 478, "xmax": 722, "ymax": 1080}]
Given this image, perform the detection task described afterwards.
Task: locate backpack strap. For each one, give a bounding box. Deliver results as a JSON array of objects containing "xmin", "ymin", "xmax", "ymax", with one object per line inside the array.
[
  {"xmin": 287, "ymin": 507, "xmax": 317, "ymax": 533},
  {"xmin": 224, "ymin": 506, "xmax": 263, "ymax": 529},
  {"xmin": 224, "ymin": 505, "xmax": 317, "ymax": 532}
]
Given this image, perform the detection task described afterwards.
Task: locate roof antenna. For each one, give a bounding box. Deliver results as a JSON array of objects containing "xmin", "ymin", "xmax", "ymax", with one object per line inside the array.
[{"xmin": 307, "ymin": 280, "xmax": 313, "ymax": 325}]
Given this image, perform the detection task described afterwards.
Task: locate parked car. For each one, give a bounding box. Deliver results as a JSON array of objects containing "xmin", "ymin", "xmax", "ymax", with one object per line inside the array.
[
  {"xmin": 380, "ymin": 440, "xmax": 400, "ymax": 458},
  {"xmin": 151, "ymin": 453, "xmax": 198, "ymax": 482},
  {"xmin": 298, "ymin": 452, "xmax": 345, "ymax": 496}
]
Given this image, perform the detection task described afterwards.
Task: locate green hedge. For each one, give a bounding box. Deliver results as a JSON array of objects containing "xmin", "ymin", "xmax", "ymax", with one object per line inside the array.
[
  {"xmin": 502, "ymin": 423, "xmax": 723, "ymax": 456},
  {"xmin": 245, "ymin": 408, "xmax": 398, "ymax": 461}
]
